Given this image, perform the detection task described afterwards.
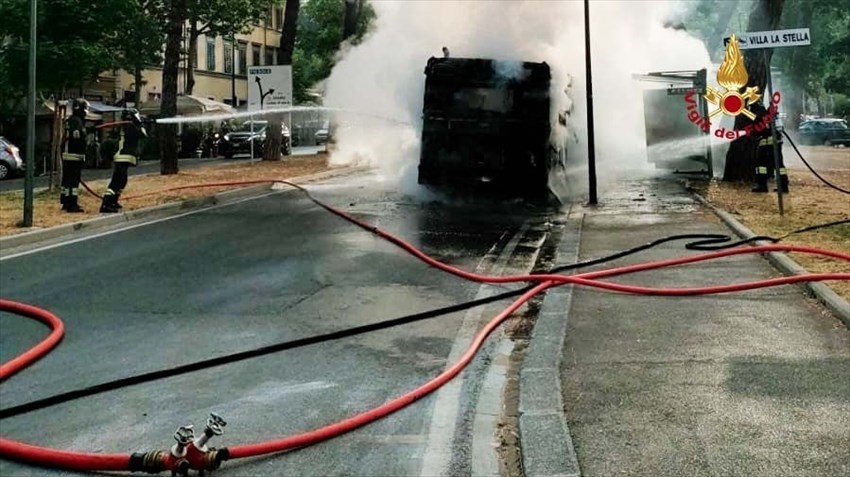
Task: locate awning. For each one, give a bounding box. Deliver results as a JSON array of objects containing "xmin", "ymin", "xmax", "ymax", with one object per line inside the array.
[
  {"xmin": 139, "ymin": 95, "xmax": 237, "ymax": 117},
  {"xmin": 88, "ymin": 102, "xmax": 124, "ymax": 114}
]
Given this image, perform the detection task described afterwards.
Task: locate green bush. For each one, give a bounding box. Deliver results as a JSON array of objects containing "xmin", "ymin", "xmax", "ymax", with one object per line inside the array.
[{"xmin": 833, "ymin": 95, "xmax": 850, "ymax": 121}]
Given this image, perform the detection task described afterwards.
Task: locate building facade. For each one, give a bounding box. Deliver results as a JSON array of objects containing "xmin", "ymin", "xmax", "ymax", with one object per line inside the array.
[{"xmin": 84, "ymin": 7, "xmax": 285, "ymax": 108}]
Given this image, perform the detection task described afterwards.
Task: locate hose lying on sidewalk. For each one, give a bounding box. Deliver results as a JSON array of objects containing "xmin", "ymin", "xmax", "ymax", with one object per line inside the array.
[{"xmin": 2, "ymin": 179, "xmax": 849, "ymax": 475}]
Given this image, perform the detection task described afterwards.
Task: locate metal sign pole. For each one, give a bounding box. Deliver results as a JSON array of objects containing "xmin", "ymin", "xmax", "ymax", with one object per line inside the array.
[
  {"xmin": 250, "ymin": 115, "xmax": 255, "ymax": 165},
  {"xmin": 23, "ymin": 0, "xmax": 37, "ymax": 227},
  {"xmin": 584, "ymin": 0, "xmax": 598, "ymax": 205},
  {"xmin": 764, "ymin": 49, "xmax": 784, "ymax": 216}
]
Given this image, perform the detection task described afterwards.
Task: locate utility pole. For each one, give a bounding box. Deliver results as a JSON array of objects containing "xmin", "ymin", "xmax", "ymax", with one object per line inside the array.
[
  {"xmin": 23, "ymin": 0, "xmax": 37, "ymax": 227},
  {"xmin": 584, "ymin": 0, "xmax": 598, "ymax": 205},
  {"xmin": 231, "ymin": 36, "xmax": 237, "ymax": 106}
]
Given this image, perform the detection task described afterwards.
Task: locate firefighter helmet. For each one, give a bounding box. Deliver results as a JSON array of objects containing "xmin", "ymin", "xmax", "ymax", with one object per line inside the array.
[
  {"xmin": 122, "ymin": 108, "xmax": 141, "ymax": 121},
  {"xmin": 71, "ymin": 98, "xmax": 89, "ymax": 117}
]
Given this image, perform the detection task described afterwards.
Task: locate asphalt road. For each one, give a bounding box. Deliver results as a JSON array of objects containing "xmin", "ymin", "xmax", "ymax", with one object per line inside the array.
[
  {"xmin": 0, "ymin": 146, "xmax": 325, "ymax": 193},
  {"xmin": 0, "ymin": 172, "xmax": 554, "ymax": 476}
]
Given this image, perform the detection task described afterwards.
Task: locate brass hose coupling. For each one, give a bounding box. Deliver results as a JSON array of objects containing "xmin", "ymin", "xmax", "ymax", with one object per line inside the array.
[{"xmin": 128, "ymin": 413, "xmax": 229, "ymax": 475}]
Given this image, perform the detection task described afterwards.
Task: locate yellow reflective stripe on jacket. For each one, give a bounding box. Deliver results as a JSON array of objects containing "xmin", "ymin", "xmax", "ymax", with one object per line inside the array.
[
  {"xmin": 779, "ymin": 168, "xmax": 787, "ymax": 175},
  {"xmin": 756, "ymin": 167, "xmax": 768, "ymax": 174},
  {"xmin": 62, "ymin": 153, "xmax": 85, "ymax": 161},
  {"xmin": 113, "ymin": 154, "xmax": 137, "ymax": 165}
]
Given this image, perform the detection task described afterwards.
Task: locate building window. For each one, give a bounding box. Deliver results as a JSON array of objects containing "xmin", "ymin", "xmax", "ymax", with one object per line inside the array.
[
  {"xmin": 238, "ymin": 42, "xmax": 247, "ymax": 75},
  {"xmin": 252, "ymin": 43, "xmax": 261, "ymax": 66},
  {"xmin": 206, "ymin": 36, "xmax": 216, "ymax": 71},
  {"xmin": 274, "ymin": 7, "xmax": 283, "ymax": 30},
  {"xmin": 265, "ymin": 46, "xmax": 275, "ymax": 66},
  {"xmin": 223, "ymin": 39, "xmax": 233, "ymax": 74}
]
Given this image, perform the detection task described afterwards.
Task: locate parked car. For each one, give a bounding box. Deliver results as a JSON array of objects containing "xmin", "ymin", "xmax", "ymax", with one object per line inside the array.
[
  {"xmin": 314, "ymin": 120, "xmax": 331, "ymax": 145},
  {"xmin": 220, "ymin": 120, "xmax": 292, "ymax": 158},
  {"xmin": 0, "ymin": 137, "xmax": 24, "ymax": 180},
  {"xmin": 797, "ymin": 118, "xmax": 850, "ymax": 146}
]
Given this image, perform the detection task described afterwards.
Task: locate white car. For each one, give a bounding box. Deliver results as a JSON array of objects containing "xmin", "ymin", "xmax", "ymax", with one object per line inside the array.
[
  {"xmin": 315, "ymin": 120, "xmax": 331, "ymax": 145},
  {"xmin": 0, "ymin": 137, "xmax": 24, "ymax": 180}
]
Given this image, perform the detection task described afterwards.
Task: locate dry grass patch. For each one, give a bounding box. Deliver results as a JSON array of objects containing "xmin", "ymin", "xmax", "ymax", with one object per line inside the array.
[
  {"xmin": 692, "ymin": 164, "xmax": 850, "ymax": 301},
  {"xmin": 1, "ymin": 155, "xmax": 333, "ymax": 237}
]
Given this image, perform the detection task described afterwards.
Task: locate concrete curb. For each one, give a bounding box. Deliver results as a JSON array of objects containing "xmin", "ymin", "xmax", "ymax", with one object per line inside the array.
[
  {"xmin": 692, "ymin": 192, "xmax": 850, "ymax": 328},
  {"xmin": 518, "ymin": 214, "xmax": 583, "ymax": 477},
  {"xmin": 0, "ymin": 165, "xmax": 367, "ymax": 251}
]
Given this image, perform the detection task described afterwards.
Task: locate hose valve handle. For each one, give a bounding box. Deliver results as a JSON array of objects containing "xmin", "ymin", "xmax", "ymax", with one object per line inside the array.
[
  {"xmin": 194, "ymin": 412, "xmax": 226, "ymax": 450},
  {"xmin": 208, "ymin": 412, "xmax": 226, "ymax": 435},
  {"xmin": 171, "ymin": 425, "xmax": 194, "ymax": 457}
]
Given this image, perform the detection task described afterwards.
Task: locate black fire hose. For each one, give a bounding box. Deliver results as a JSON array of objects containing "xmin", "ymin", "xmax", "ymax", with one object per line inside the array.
[{"xmin": 782, "ymin": 130, "xmax": 850, "ymax": 195}]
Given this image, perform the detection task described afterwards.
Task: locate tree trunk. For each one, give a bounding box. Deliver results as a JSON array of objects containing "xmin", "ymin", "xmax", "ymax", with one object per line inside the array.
[
  {"xmin": 134, "ymin": 67, "xmax": 143, "ymax": 108},
  {"xmin": 722, "ymin": 0, "xmax": 784, "ymax": 182},
  {"xmin": 49, "ymin": 96, "xmax": 63, "ymax": 191},
  {"xmin": 263, "ymin": 0, "xmax": 301, "ymax": 161},
  {"xmin": 186, "ymin": 22, "xmax": 198, "ymax": 95},
  {"xmin": 160, "ymin": 0, "xmax": 187, "ymax": 175},
  {"xmin": 784, "ymin": 1, "xmax": 813, "ymax": 131},
  {"xmin": 343, "ymin": 0, "xmax": 358, "ymax": 40}
]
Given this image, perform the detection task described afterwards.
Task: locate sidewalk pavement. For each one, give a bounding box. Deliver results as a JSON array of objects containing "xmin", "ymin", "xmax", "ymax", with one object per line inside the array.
[{"xmin": 526, "ymin": 175, "xmax": 850, "ymax": 477}]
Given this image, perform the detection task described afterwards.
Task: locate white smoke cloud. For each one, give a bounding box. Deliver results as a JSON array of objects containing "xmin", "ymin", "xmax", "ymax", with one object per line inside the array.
[{"xmin": 323, "ymin": 0, "xmax": 711, "ymax": 198}]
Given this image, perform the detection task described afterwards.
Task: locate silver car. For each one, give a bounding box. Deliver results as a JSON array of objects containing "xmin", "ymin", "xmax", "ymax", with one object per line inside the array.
[{"xmin": 0, "ymin": 137, "xmax": 24, "ymax": 180}]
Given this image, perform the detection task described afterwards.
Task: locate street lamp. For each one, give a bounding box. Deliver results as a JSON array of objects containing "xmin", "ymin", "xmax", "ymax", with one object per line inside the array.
[
  {"xmin": 584, "ymin": 0, "xmax": 598, "ymax": 205},
  {"xmin": 23, "ymin": 0, "xmax": 36, "ymax": 227}
]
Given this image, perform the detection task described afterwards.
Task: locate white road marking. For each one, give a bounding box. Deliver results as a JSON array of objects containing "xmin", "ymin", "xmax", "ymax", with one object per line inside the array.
[
  {"xmin": 419, "ymin": 223, "xmax": 529, "ymax": 477},
  {"xmin": 0, "ymin": 190, "xmax": 286, "ymax": 261}
]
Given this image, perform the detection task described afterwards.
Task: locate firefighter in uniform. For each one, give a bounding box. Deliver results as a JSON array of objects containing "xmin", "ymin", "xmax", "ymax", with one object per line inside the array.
[
  {"xmin": 751, "ymin": 104, "xmax": 789, "ymax": 193},
  {"xmin": 100, "ymin": 109, "xmax": 147, "ymax": 213},
  {"xmin": 60, "ymin": 99, "xmax": 89, "ymax": 212}
]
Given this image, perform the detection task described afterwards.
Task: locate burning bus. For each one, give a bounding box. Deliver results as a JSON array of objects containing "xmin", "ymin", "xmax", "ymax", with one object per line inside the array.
[{"xmin": 417, "ymin": 57, "xmax": 570, "ymax": 201}]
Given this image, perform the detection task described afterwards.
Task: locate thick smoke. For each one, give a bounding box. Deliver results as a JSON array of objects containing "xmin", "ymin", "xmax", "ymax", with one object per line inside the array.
[{"xmin": 324, "ymin": 0, "xmax": 711, "ymax": 198}]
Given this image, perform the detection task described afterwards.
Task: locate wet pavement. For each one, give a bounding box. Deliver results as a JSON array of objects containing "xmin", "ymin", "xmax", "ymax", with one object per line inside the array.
[
  {"xmin": 552, "ymin": 175, "xmax": 850, "ymax": 477},
  {"xmin": 4, "ymin": 170, "xmax": 846, "ymax": 477},
  {"xmin": 0, "ymin": 171, "xmax": 557, "ymax": 476}
]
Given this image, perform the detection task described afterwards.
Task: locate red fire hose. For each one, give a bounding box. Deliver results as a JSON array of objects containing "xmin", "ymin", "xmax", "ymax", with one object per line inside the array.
[{"xmin": 2, "ymin": 179, "xmax": 849, "ymax": 474}]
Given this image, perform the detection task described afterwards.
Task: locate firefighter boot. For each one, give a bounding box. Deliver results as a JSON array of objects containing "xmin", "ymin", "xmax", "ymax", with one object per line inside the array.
[
  {"xmin": 751, "ymin": 175, "xmax": 769, "ymax": 193},
  {"xmin": 99, "ymin": 195, "xmax": 120, "ymax": 214},
  {"xmin": 114, "ymin": 193, "xmax": 123, "ymax": 210},
  {"xmin": 63, "ymin": 195, "xmax": 85, "ymax": 213}
]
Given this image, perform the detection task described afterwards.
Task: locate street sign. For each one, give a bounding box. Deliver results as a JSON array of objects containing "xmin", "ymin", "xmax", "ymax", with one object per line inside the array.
[
  {"xmin": 247, "ymin": 65, "xmax": 293, "ymax": 111},
  {"xmin": 723, "ymin": 28, "xmax": 811, "ymax": 50},
  {"xmin": 667, "ymin": 87, "xmax": 704, "ymax": 95}
]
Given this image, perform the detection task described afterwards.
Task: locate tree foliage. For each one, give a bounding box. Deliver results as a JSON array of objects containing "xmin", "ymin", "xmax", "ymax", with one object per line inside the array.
[
  {"xmin": 683, "ymin": 0, "xmax": 850, "ymax": 98},
  {"xmin": 185, "ymin": 0, "xmax": 280, "ymax": 94},
  {"xmin": 111, "ymin": 1, "xmax": 167, "ymax": 77},
  {"xmin": 0, "ymin": 0, "xmax": 163, "ymax": 109},
  {"xmin": 774, "ymin": 0, "xmax": 850, "ymax": 96},
  {"xmin": 292, "ymin": 0, "xmax": 375, "ymax": 102}
]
